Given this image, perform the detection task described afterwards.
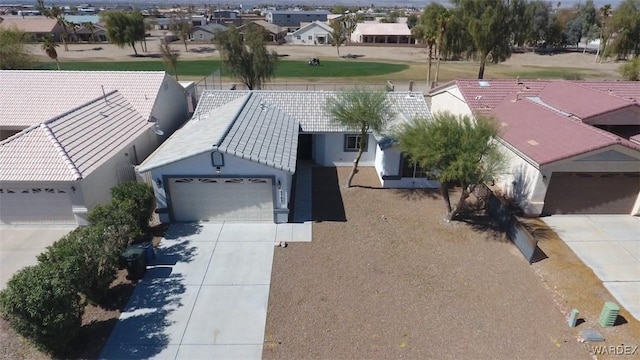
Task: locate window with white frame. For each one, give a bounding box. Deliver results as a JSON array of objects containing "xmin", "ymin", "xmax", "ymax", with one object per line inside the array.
[
  {"xmin": 344, "ymin": 134, "xmax": 367, "ymax": 152},
  {"xmin": 308, "ymin": 35, "xmax": 313, "ymax": 40},
  {"xmin": 296, "ymin": 35, "xmax": 301, "ymax": 40}
]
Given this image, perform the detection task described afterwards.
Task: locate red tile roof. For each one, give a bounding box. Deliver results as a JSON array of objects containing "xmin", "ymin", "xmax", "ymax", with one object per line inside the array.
[
  {"xmin": 433, "ymin": 79, "xmax": 640, "ymax": 166},
  {"xmin": 493, "ymin": 96, "xmax": 640, "ymax": 165}
]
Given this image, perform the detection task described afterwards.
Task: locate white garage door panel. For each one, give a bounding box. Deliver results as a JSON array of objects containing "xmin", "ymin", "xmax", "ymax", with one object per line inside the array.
[
  {"xmin": 170, "ymin": 178, "xmax": 273, "ymax": 222},
  {"xmin": 0, "ymin": 190, "xmax": 75, "ymax": 225}
]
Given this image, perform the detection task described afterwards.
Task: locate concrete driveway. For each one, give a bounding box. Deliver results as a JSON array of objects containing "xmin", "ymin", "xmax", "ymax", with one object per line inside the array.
[
  {"xmin": 542, "ymin": 215, "xmax": 640, "ymax": 321},
  {"xmin": 0, "ymin": 226, "xmax": 76, "ymax": 290},
  {"xmin": 100, "ymin": 221, "xmax": 309, "ymax": 360}
]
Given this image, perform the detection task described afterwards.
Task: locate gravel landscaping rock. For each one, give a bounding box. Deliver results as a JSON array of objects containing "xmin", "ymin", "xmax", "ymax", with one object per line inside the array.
[{"xmin": 264, "ymin": 166, "xmax": 592, "ymax": 359}]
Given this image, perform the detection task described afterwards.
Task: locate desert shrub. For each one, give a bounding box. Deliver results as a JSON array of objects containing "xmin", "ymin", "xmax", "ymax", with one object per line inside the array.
[
  {"xmin": 38, "ymin": 226, "xmax": 119, "ymax": 303},
  {"xmin": 618, "ymin": 57, "xmax": 640, "ymax": 81},
  {"xmin": 0, "ymin": 263, "xmax": 84, "ymax": 355},
  {"xmin": 88, "ymin": 198, "xmax": 140, "ymax": 250},
  {"xmin": 110, "ymin": 182, "xmax": 155, "ymax": 235}
]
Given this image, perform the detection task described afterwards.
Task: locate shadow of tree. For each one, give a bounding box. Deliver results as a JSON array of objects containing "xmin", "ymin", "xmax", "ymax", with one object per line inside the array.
[
  {"xmin": 393, "ymin": 188, "xmax": 439, "ymax": 201},
  {"xmin": 88, "ymin": 225, "xmax": 200, "ymax": 359}
]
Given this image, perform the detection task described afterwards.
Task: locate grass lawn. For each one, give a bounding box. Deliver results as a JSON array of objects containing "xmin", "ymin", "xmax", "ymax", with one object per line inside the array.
[{"xmin": 35, "ymin": 59, "xmax": 409, "ymax": 78}]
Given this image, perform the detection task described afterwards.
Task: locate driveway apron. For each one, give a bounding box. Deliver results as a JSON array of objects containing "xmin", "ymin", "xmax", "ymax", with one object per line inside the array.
[
  {"xmin": 100, "ymin": 222, "xmax": 277, "ymax": 360},
  {"xmin": 542, "ymin": 215, "xmax": 640, "ymax": 321}
]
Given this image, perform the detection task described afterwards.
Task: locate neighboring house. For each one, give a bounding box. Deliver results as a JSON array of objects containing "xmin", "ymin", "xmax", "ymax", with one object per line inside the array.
[
  {"xmin": 430, "ymin": 79, "xmax": 640, "ymax": 216},
  {"xmin": 351, "ymin": 23, "xmax": 415, "ymax": 44},
  {"xmin": 191, "ymin": 23, "xmax": 227, "ymax": 42},
  {"xmin": 239, "ymin": 20, "xmax": 286, "ymax": 42},
  {"xmin": 0, "ymin": 16, "xmax": 63, "ymax": 41},
  {"xmin": 0, "ymin": 71, "xmax": 191, "ymax": 226},
  {"xmin": 137, "ymin": 90, "xmax": 433, "ymax": 224},
  {"xmin": 74, "ymin": 22, "xmax": 107, "ymax": 42},
  {"xmin": 64, "ymin": 15, "xmax": 100, "ymax": 24},
  {"xmin": 266, "ymin": 10, "xmax": 329, "ymax": 30},
  {"xmin": 286, "ymin": 21, "xmax": 332, "ymax": 45}
]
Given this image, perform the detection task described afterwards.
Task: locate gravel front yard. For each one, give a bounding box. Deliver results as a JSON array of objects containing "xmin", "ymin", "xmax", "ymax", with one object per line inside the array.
[{"xmin": 263, "ymin": 167, "xmax": 592, "ymax": 359}]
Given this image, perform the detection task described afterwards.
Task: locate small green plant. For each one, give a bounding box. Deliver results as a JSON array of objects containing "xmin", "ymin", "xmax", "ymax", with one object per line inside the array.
[{"xmin": 0, "ymin": 263, "xmax": 84, "ymax": 355}]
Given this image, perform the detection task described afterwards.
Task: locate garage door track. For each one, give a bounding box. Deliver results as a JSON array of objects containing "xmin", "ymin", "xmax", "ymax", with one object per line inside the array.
[{"xmin": 100, "ymin": 222, "xmax": 277, "ymax": 359}]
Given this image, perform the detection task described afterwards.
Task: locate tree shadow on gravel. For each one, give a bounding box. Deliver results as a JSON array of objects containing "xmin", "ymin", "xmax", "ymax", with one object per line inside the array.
[
  {"xmin": 312, "ymin": 167, "xmax": 346, "ymax": 222},
  {"xmin": 393, "ymin": 188, "xmax": 440, "ymax": 201}
]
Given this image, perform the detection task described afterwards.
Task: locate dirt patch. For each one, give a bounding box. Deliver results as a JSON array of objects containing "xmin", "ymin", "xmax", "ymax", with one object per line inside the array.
[{"xmin": 263, "ymin": 167, "xmax": 637, "ymax": 359}]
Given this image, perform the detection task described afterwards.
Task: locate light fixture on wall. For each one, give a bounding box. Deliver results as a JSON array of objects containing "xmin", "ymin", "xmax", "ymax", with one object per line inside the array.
[
  {"xmin": 216, "ymin": 166, "xmax": 221, "ymax": 175},
  {"xmin": 70, "ymin": 186, "xmax": 76, "ymax": 193},
  {"xmin": 277, "ymin": 179, "xmax": 281, "ymax": 190},
  {"xmin": 156, "ymin": 178, "xmax": 162, "ymax": 187}
]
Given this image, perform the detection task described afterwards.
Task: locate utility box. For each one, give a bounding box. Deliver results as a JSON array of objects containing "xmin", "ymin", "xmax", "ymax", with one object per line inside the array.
[
  {"xmin": 121, "ymin": 246, "xmax": 147, "ymax": 280},
  {"xmin": 598, "ymin": 302, "xmax": 620, "ymax": 327}
]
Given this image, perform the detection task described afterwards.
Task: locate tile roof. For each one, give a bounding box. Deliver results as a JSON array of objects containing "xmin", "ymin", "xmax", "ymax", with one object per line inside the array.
[
  {"xmin": 138, "ymin": 93, "xmax": 299, "ymax": 174},
  {"xmin": 492, "ymin": 96, "xmax": 640, "ymax": 165},
  {"xmin": 0, "ymin": 17, "xmax": 57, "ymax": 33},
  {"xmin": 536, "ymin": 81, "xmax": 632, "ymax": 119},
  {"xmin": 290, "ymin": 20, "xmax": 332, "ymax": 35},
  {"xmin": 0, "ymin": 70, "xmax": 168, "ymax": 128},
  {"xmin": 440, "ymin": 79, "xmax": 639, "ymax": 117},
  {"xmin": 191, "ymin": 90, "xmax": 431, "ymax": 133},
  {"xmin": 0, "ymin": 91, "xmax": 150, "ymax": 182}
]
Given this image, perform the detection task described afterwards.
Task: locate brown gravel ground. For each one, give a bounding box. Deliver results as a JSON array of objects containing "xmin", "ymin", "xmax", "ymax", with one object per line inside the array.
[{"xmin": 263, "ymin": 167, "xmax": 639, "ymax": 360}]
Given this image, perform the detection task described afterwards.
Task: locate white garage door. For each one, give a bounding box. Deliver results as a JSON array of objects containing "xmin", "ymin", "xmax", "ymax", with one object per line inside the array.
[
  {"xmin": 0, "ymin": 188, "xmax": 75, "ymax": 225},
  {"xmin": 169, "ymin": 177, "xmax": 274, "ymax": 222}
]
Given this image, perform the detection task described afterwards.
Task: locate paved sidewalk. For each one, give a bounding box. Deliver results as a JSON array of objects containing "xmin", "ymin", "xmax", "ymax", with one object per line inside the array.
[
  {"xmin": 101, "ymin": 222, "xmax": 276, "ymax": 360},
  {"xmin": 543, "ymin": 215, "xmax": 640, "ymax": 321}
]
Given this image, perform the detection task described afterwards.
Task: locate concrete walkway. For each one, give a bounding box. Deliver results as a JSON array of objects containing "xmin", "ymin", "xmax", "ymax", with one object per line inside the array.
[
  {"xmin": 0, "ymin": 226, "xmax": 75, "ymax": 290},
  {"xmin": 542, "ymin": 215, "xmax": 640, "ymax": 321},
  {"xmin": 274, "ymin": 160, "xmax": 313, "ymax": 244},
  {"xmin": 101, "ymin": 222, "xmax": 277, "ymax": 360}
]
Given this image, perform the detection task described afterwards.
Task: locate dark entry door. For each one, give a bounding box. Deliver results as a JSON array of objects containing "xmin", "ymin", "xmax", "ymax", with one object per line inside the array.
[{"xmin": 297, "ymin": 134, "xmax": 313, "ymax": 160}]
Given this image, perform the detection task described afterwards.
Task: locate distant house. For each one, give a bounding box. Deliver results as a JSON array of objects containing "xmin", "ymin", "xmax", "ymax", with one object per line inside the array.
[
  {"xmin": 191, "ymin": 23, "xmax": 227, "ymax": 42},
  {"xmin": 266, "ymin": 10, "xmax": 329, "ymax": 30},
  {"xmin": 0, "ymin": 16, "xmax": 63, "ymax": 41},
  {"xmin": 351, "ymin": 23, "xmax": 415, "ymax": 44},
  {"xmin": 429, "ymin": 79, "xmax": 640, "ymax": 216},
  {"xmin": 74, "ymin": 23, "xmax": 107, "ymax": 42},
  {"xmin": 286, "ymin": 21, "xmax": 332, "ymax": 45},
  {"xmin": 0, "ymin": 71, "xmax": 192, "ymax": 226},
  {"xmin": 239, "ymin": 20, "xmax": 286, "ymax": 43}
]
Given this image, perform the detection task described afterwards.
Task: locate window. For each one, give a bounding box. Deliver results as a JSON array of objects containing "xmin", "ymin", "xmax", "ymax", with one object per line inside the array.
[
  {"xmin": 296, "ymin": 35, "xmax": 301, "ymax": 40},
  {"xmin": 401, "ymin": 155, "xmax": 429, "ymax": 178},
  {"xmin": 344, "ymin": 134, "xmax": 367, "ymax": 152},
  {"xmin": 199, "ymin": 33, "xmax": 204, "ymax": 39},
  {"xmin": 308, "ymin": 35, "xmax": 313, "ymax": 40}
]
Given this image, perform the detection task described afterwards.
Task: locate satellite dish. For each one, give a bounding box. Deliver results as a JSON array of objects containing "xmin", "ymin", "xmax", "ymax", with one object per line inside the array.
[{"xmin": 152, "ymin": 125, "xmax": 165, "ymax": 136}]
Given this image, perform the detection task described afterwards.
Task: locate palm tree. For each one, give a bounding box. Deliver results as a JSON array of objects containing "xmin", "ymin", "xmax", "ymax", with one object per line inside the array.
[
  {"xmin": 84, "ymin": 22, "xmax": 97, "ymax": 43},
  {"xmin": 412, "ymin": 24, "xmax": 436, "ymax": 89},
  {"xmin": 159, "ymin": 41, "xmax": 180, "ymax": 80},
  {"xmin": 434, "ymin": 10, "xmax": 451, "ymax": 86},
  {"xmin": 596, "ymin": 4, "xmax": 611, "ymax": 63},
  {"xmin": 48, "ymin": 6, "xmax": 69, "ymax": 51},
  {"xmin": 41, "ymin": 36, "xmax": 60, "ymax": 70}
]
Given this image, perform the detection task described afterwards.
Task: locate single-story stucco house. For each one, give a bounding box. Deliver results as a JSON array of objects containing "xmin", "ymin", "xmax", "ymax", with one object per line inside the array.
[
  {"xmin": 137, "ymin": 90, "xmax": 434, "ymax": 224},
  {"xmin": 0, "ymin": 71, "xmax": 191, "ymax": 226},
  {"xmin": 429, "ymin": 79, "xmax": 640, "ymax": 216},
  {"xmin": 351, "ymin": 23, "xmax": 415, "ymax": 44},
  {"xmin": 286, "ymin": 21, "xmax": 332, "ymax": 45}
]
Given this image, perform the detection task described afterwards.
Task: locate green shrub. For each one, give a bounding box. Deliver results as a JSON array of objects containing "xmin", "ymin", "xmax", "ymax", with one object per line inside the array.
[
  {"xmin": 0, "ymin": 263, "xmax": 84, "ymax": 355},
  {"xmin": 38, "ymin": 227, "xmax": 119, "ymax": 303},
  {"xmin": 618, "ymin": 57, "xmax": 640, "ymax": 81},
  {"xmin": 88, "ymin": 199, "xmax": 140, "ymax": 250},
  {"xmin": 110, "ymin": 182, "xmax": 155, "ymax": 235}
]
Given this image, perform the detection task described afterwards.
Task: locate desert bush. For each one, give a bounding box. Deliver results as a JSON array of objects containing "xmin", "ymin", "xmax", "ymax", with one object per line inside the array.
[
  {"xmin": 38, "ymin": 226, "xmax": 119, "ymax": 303},
  {"xmin": 88, "ymin": 198, "xmax": 140, "ymax": 250},
  {"xmin": 618, "ymin": 57, "xmax": 640, "ymax": 81},
  {"xmin": 0, "ymin": 263, "xmax": 84, "ymax": 355},
  {"xmin": 110, "ymin": 182, "xmax": 155, "ymax": 235}
]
